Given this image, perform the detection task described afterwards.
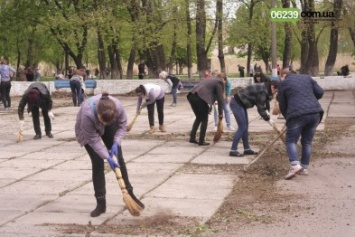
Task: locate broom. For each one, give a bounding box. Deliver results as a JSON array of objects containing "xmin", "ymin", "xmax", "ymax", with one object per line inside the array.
[
  {"xmin": 213, "ymin": 118, "xmax": 224, "ymax": 142},
  {"xmin": 17, "ymin": 122, "xmax": 24, "ymax": 143},
  {"xmin": 111, "ymin": 154, "xmax": 144, "ymax": 216},
  {"xmin": 17, "ymin": 130, "xmax": 23, "ymax": 143},
  {"xmin": 243, "ymin": 128, "xmax": 286, "ymax": 171},
  {"xmin": 126, "ymin": 109, "xmax": 141, "ymax": 132}
]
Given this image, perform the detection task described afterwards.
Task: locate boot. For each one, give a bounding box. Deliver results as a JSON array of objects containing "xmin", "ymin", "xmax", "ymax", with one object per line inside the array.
[
  {"xmin": 159, "ymin": 125, "xmax": 166, "ymax": 132},
  {"xmin": 33, "ymin": 134, "xmax": 42, "ymax": 140},
  {"xmin": 90, "ymin": 195, "xmax": 106, "ymax": 217},
  {"xmin": 148, "ymin": 126, "xmax": 156, "ymax": 134}
]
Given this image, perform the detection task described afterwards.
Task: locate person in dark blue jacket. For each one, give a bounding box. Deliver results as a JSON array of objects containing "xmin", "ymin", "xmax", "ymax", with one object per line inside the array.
[{"xmin": 278, "ymin": 69, "xmax": 324, "ymax": 180}]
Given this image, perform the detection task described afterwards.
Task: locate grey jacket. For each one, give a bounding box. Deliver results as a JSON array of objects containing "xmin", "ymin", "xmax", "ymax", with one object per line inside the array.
[
  {"xmin": 75, "ymin": 94, "xmax": 127, "ymax": 160},
  {"xmin": 190, "ymin": 78, "xmax": 225, "ymax": 116}
]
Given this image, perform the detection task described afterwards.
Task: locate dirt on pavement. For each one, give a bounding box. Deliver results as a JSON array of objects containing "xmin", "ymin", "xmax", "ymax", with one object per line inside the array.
[{"xmin": 49, "ymin": 97, "xmax": 355, "ymax": 237}]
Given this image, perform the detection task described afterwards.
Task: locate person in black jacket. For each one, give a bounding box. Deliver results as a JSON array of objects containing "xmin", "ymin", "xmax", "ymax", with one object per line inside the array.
[
  {"xmin": 278, "ymin": 69, "xmax": 324, "ymax": 180},
  {"xmin": 159, "ymin": 71, "xmax": 181, "ymax": 107},
  {"xmin": 229, "ymin": 80, "xmax": 278, "ymax": 157},
  {"xmin": 18, "ymin": 82, "xmax": 55, "ymax": 140}
]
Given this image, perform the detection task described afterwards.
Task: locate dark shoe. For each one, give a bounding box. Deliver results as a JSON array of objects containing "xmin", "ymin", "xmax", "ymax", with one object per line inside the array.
[
  {"xmin": 244, "ymin": 149, "xmax": 259, "ymax": 155},
  {"xmin": 91, "ymin": 196, "xmax": 106, "ymax": 217},
  {"xmin": 189, "ymin": 139, "xmax": 198, "ymax": 144},
  {"xmin": 33, "ymin": 134, "xmax": 42, "ymax": 140},
  {"xmin": 198, "ymin": 141, "xmax": 210, "ymax": 146},
  {"xmin": 229, "ymin": 151, "xmax": 244, "ymax": 157},
  {"xmin": 46, "ymin": 133, "xmax": 53, "ymax": 138}
]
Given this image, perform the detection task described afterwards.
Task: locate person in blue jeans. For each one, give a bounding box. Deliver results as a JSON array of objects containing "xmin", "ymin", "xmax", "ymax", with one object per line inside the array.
[
  {"xmin": 159, "ymin": 71, "xmax": 181, "ymax": 107},
  {"xmin": 278, "ymin": 69, "xmax": 324, "ymax": 180},
  {"xmin": 213, "ymin": 73, "xmax": 234, "ymax": 131},
  {"xmin": 70, "ymin": 66, "xmax": 87, "ymax": 106},
  {"xmin": 229, "ymin": 80, "xmax": 279, "ymax": 157}
]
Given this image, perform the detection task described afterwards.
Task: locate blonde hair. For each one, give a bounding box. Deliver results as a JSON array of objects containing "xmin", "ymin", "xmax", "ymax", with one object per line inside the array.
[
  {"xmin": 97, "ymin": 92, "xmax": 117, "ymax": 124},
  {"xmin": 159, "ymin": 71, "xmax": 168, "ymax": 79}
]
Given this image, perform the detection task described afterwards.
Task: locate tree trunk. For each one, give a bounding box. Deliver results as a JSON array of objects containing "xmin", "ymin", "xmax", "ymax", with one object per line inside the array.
[
  {"xmin": 324, "ymin": 0, "xmax": 342, "ymax": 76},
  {"xmin": 196, "ymin": 0, "xmax": 207, "ymax": 79},
  {"xmin": 281, "ymin": 0, "xmax": 292, "ymax": 69},
  {"xmin": 185, "ymin": 0, "xmax": 192, "ymax": 80},
  {"xmin": 216, "ymin": 0, "xmax": 225, "ymax": 73},
  {"xmin": 168, "ymin": 16, "xmax": 178, "ymax": 73},
  {"xmin": 97, "ymin": 30, "xmax": 107, "ymax": 79},
  {"xmin": 126, "ymin": 46, "xmax": 136, "ymax": 79}
]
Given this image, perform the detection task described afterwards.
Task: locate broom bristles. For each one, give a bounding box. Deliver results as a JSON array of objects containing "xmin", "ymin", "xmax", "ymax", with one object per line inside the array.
[
  {"xmin": 213, "ymin": 119, "xmax": 223, "ymax": 142},
  {"xmin": 114, "ymin": 168, "xmax": 143, "ymax": 216},
  {"xmin": 17, "ymin": 131, "xmax": 23, "ymax": 143}
]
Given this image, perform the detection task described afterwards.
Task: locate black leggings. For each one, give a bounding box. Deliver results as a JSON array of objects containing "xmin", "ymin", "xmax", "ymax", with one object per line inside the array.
[
  {"xmin": 147, "ymin": 97, "xmax": 165, "ymax": 126},
  {"xmin": 84, "ymin": 123, "xmax": 132, "ymax": 198},
  {"xmin": 1, "ymin": 81, "xmax": 11, "ymax": 108},
  {"xmin": 187, "ymin": 93, "xmax": 209, "ymax": 142}
]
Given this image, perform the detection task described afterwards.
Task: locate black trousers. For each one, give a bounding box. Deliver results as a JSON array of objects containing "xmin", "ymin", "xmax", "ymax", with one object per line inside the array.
[
  {"xmin": 1, "ymin": 81, "xmax": 11, "ymax": 108},
  {"xmin": 187, "ymin": 93, "xmax": 209, "ymax": 142},
  {"xmin": 84, "ymin": 123, "xmax": 133, "ymax": 198},
  {"xmin": 31, "ymin": 107, "xmax": 51, "ymax": 135},
  {"xmin": 147, "ymin": 97, "xmax": 165, "ymax": 127}
]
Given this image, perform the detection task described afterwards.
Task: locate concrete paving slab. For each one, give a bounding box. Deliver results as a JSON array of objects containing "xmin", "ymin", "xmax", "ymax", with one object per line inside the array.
[
  {"xmin": 20, "ymin": 151, "xmax": 82, "ymax": 160},
  {"xmin": 0, "ymin": 151, "xmax": 29, "ymax": 159},
  {"xmin": 25, "ymin": 169, "xmax": 91, "ymax": 182},
  {"xmin": 0, "ymin": 158, "xmax": 63, "ymax": 169},
  {"xmin": 145, "ymin": 173, "xmax": 236, "ymax": 199},
  {"xmin": 0, "ymin": 180, "xmax": 85, "ymax": 195},
  {"xmin": 0, "ymin": 168, "xmax": 41, "ymax": 180}
]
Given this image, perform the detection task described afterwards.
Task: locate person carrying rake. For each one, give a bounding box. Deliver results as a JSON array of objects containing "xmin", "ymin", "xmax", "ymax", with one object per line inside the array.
[{"xmin": 75, "ymin": 92, "xmax": 144, "ymax": 217}]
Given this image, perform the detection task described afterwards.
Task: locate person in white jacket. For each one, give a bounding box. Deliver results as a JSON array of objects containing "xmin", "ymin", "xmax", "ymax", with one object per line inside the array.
[{"xmin": 135, "ymin": 83, "xmax": 166, "ymax": 133}]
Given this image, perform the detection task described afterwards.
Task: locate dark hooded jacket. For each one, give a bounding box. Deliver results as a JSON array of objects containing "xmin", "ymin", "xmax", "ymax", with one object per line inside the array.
[{"xmin": 18, "ymin": 82, "xmax": 53, "ymax": 120}]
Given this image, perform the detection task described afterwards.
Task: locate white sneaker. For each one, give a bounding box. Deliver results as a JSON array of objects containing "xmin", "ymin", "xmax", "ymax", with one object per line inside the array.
[
  {"xmin": 299, "ymin": 168, "xmax": 308, "ymax": 176},
  {"xmin": 285, "ymin": 164, "xmax": 303, "ymax": 180},
  {"xmin": 227, "ymin": 125, "xmax": 235, "ymax": 131},
  {"xmin": 213, "ymin": 126, "xmax": 217, "ymax": 132}
]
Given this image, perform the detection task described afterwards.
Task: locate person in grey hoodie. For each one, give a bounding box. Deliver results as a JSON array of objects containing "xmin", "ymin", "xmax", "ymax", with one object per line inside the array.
[{"xmin": 75, "ymin": 93, "xmax": 144, "ymax": 217}]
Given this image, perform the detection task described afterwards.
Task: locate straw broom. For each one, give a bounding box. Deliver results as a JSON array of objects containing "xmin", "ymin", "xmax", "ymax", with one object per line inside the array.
[
  {"xmin": 113, "ymin": 167, "xmax": 143, "ymax": 216},
  {"xmin": 17, "ymin": 130, "xmax": 23, "ymax": 143},
  {"xmin": 213, "ymin": 118, "xmax": 224, "ymax": 142},
  {"xmin": 126, "ymin": 110, "xmax": 141, "ymax": 132}
]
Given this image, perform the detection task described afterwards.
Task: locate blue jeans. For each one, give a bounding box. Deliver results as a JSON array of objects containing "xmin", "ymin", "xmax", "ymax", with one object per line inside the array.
[
  {"xmin": 230, "ymin": 98, "xmax": 250, "ymax": 151},
  {"xmin": 70, "ymin": 80, "xmax": 83, "ymax": 106},
  {"xmin": 213, "ymin": 100, "xmax": 231, "ymax": 127},
  {"xmin": 286, "ymin": 113, "xmax": 321, "ymax": 168},
  {"xmin": 171, "ymin": 87, "xmax": 177, "ymax": 104}
]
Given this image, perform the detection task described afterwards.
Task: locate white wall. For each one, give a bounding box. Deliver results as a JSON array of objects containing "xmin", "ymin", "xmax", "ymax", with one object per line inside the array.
[{"xmin": 8, "ymin": 76, "xmax": 355, "ymax": 97}]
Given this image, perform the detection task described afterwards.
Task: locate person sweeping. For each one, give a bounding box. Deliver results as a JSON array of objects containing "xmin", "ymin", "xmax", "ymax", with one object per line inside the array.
[
  {"xmin": 134, "ymin": 83, "xmax": 166, "ymax": 134},
  {"xmin": 187, "ymin": 76, "xmax": 225, "ymax": 146},
  {"xmin": 18, "ymin": 82, "xmax": 55, "ymax": 140},
  {"xmin": 75, "ymin": 92, "xmax": 144, "ymax": 217},
  {"xmin": 229, "ymin": 80, "xmax": 279, "ymax": 157}
]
